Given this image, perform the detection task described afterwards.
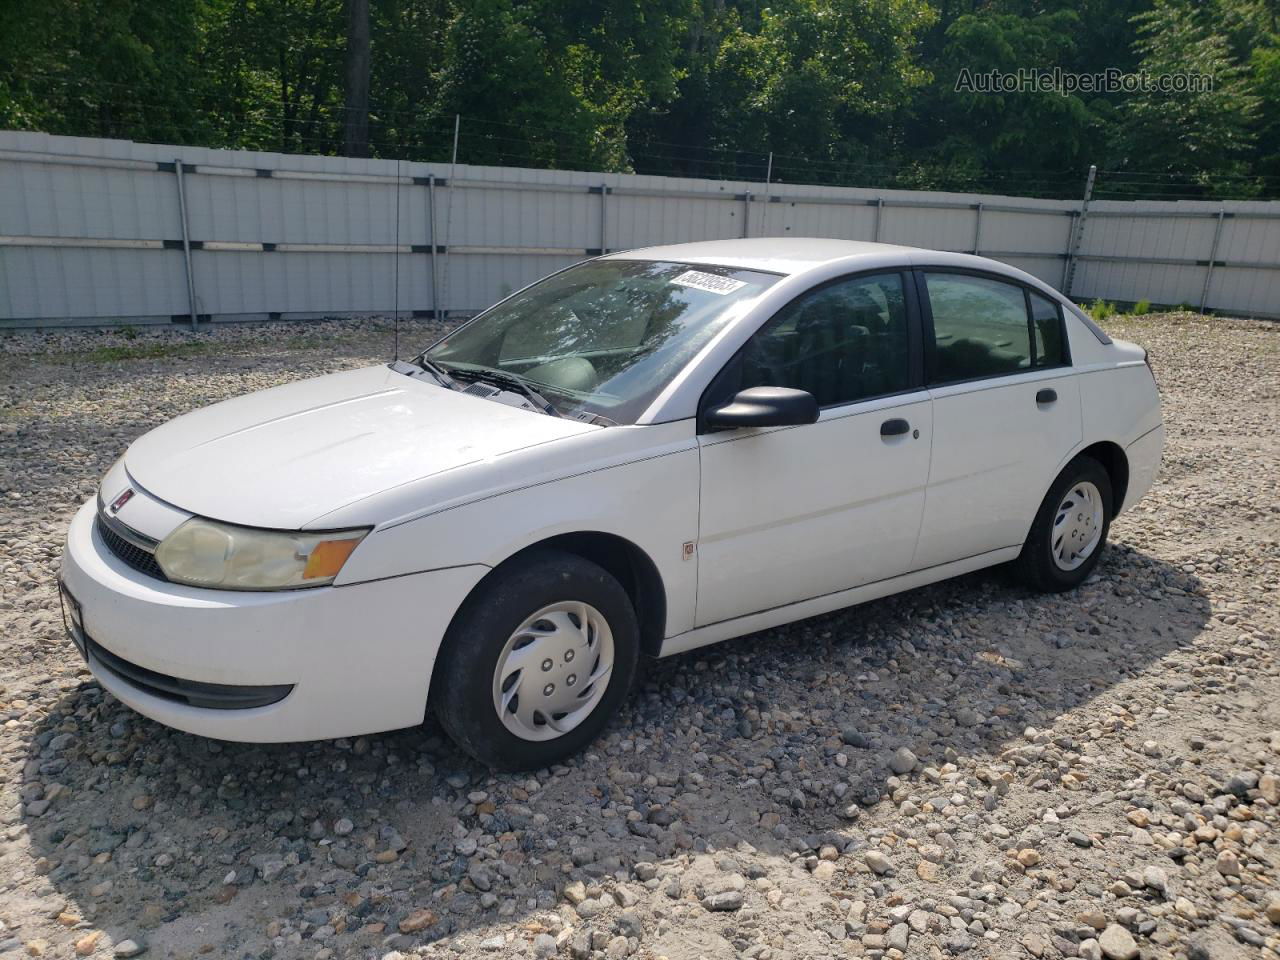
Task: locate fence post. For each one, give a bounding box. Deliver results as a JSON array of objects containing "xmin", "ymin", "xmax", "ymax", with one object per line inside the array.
[
  {"xmin": 1199, "ymin": 208, "xmax": 1226, "ymax": 314},
  {"xmin": 762, "ymin": 152, "xmax": 773, "ymax": 236},
  {"xmin": 430, "ymin": 175, "xmax": 440, "ymax": 321},
  {"xmin": 873, "ymin": 198, "xmax": 884, "ymax": 242},
  {"xmin": 1063, "ymin": 164, "xmax": 1096, "ymax": 299},
  {"xmin": 441, "ymin": 115, "xmax": 461, "ymax": 321},
  {"xmin": 173, "ymin": 158, "xmax": 200, "ymax": 327},
  {"xmin": 972, "ymin": 202, "xmax": 984, "ymax": 255},
  {"xmin": 742, "ymin": 191, "xmax": 752, "ymax": 238},
  {"xmin": 1060, "ymin": 212, "xmax": 1077, "ymax": 290},
  {"xmin": 600, "ymin": 182, "xmax": 608, "ymax": 254}
]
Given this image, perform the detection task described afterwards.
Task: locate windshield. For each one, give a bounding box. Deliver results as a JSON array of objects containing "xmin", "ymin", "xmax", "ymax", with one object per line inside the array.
[{"xmin": 423, "ymin": 259, "xmax": 779, "ymax": 425}]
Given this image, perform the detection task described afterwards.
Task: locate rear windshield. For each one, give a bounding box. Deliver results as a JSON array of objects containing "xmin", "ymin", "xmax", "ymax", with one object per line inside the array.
[{"xmin": 424, "ymin": 259, "xmax": 779, "ymax": 424}]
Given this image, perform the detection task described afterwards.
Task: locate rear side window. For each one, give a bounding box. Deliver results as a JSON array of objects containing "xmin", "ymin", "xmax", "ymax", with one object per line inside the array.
[
  {"xmin": 925, "ymin": 272, "xmax": 1032, "ymax": 383},
  {"xmin": 735, "ymin": 272, "xmax": 912, "ymax": 407},
  {"xmin": 1029, "ymin": 291, "xmax": 1067, "ymax": 367}
]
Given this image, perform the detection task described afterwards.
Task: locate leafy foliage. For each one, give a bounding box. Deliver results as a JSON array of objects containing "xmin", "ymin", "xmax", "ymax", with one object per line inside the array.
[
  {"xmin": 1087, "ymin": 299, "xmax": 1118, "ymax": 322},
  {"xmin": 1114, "ymin": 0, "xmax": 1261, "ymax": 195},
  {"xmin": 2, "ymin": 0, "xmax": 1279, "ymax": 199}
]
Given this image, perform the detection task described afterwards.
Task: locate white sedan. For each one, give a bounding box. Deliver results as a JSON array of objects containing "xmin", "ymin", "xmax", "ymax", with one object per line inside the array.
[{"xmin": 60, "ymin": 238, "xmax": 1163, "ymax": 769}]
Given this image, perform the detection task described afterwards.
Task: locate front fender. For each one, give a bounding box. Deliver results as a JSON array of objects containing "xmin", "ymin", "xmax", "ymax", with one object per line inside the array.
[{"xmin": 335, "ymin": 426, "xmax": 701, "ymax": 636}]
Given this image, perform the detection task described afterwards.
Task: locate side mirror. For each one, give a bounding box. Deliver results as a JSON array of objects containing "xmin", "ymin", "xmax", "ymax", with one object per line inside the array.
[{"xmin": 705, "ymin": 386, "xmax": 819, "ymax": 430}]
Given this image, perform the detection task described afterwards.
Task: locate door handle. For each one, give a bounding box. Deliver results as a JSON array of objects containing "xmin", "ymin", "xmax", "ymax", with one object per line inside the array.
[
  {"xmin": 1036, "ymin": 388, "xmax": 1057, "ymax": 405},
  {"xmin": 880, "ymin": 418, "xmax": 910, "ymax": 437}
]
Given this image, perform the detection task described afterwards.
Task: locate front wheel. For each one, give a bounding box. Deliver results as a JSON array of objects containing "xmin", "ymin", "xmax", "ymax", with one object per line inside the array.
[
  {"xmin": 432, "ymin": 549, "xmax": 639, "ymax": 770},
  {"xmin": 1013, "ymin": 455, "xmax": 1113, "ymax": 593}
]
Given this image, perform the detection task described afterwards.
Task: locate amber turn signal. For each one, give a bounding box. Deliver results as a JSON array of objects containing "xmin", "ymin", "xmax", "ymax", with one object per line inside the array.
[{"xmin": 303, "ymin": 537, "xmax": 363, "ymax": 580}]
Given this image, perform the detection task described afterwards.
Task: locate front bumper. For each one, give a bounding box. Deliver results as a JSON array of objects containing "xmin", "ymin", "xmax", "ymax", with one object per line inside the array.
[{"xmin": 59, "ymin": 500, "xmax": 488, "ymax": 742}]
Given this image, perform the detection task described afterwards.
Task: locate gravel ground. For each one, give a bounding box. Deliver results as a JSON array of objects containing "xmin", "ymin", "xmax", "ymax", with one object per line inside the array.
[{"xmin": 0, "ymin": 312, "xmax": 1277, "ymax": 960}]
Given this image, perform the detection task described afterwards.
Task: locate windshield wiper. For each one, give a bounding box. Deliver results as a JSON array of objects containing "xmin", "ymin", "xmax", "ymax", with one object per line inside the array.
[
  {"xmin": 413, "ymin": 356, "xmax": 459, "ymax": 389},
  {"xmin": 390, "ymin": 358, "xmax": 455, "ymax": 389},
  {"xmin": 450, "ymin": 367, "xmax": 562, "ymax": 418}
]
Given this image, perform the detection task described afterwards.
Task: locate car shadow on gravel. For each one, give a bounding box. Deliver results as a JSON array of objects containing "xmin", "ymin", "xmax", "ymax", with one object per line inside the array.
[{"xmin": 18, "ymin": 542, "xmax": 1209, "ymax": 957}]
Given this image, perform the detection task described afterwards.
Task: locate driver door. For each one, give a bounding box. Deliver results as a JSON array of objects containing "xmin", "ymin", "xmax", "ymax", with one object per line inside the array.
[{"xmin": 694, "ymin": 270, "xmax": 932, "ymax": 627}]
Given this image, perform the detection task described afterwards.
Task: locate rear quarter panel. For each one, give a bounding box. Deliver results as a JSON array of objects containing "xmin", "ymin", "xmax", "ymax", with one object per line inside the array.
[
  {"xmin": 1078, "ymin": 362, "xmax": 1162, "ymax": 450},
  {"xmin": 1070, "ymin": 320, "xmax": 1163, "ymax": 513}
]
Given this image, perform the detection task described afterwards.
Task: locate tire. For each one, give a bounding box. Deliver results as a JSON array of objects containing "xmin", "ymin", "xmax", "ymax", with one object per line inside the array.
[
  {"xmin": 432, "ymin": 549, "xmax": 640, "ymax": 770},
  {"xmin": 1013, "ymin": 455, "xmax": 1113, "ymax": 593}
]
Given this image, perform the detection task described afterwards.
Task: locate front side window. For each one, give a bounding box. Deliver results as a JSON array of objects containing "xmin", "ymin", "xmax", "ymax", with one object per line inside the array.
[
  {"xmin": 424, "ymin": 260, "xmax": 779, "ymax": 425},
  {"xmin": 730, "ymin": 272, "xmax": 912, "ymax": 407},
  {"xmin": 926, "ymin": 272, "xmax": 1033, "ymax": 383}
]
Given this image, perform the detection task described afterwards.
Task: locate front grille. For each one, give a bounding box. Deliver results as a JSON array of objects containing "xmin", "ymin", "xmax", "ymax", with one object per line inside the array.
[
  {"xmin": 86, "ymin": 635, "xmax": 294, "ymax": 710},
  {"xmin": 96, "ymin": 514, "xmax": 167, "ymax": 581}
]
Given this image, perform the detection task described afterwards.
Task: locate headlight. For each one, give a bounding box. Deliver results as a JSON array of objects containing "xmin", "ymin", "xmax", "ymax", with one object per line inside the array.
[{"xmin": 155, "ymin": 518, "xmax": 369, "ymax": 590}]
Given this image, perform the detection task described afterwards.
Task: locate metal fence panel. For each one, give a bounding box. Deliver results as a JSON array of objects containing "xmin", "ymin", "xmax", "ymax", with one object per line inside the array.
[
  {"xmin": 765, "ymin": 198, "xmax": 873, "ymax": 242},
  {"xmin": 0, "ymin": 246, "xmax": 190, "ymax": 320},
  {"xmin": 2, "ymin": 131, "xmax": 1278, "ymax": 326}
]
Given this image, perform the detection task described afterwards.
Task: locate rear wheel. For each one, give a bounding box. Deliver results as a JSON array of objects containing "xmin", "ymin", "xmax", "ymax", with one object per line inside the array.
[
  {"xmin": 432, "ymin": 549, "xmax": 639, "ymax": 770},
  {"xmin": 1014, "ymin": 456, "xmax": 1113, "ymax": 593}
]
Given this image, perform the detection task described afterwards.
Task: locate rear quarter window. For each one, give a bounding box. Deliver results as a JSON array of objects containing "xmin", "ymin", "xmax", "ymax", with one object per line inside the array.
[{"xmin": 1029, "ymin": 291, "xmax": 1068, "ymax": 367}]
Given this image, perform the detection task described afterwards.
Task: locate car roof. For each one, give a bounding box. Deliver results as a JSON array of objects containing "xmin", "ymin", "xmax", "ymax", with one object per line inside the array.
[
  {"xmin": 602, "ymin": 237, "xmax": 923, "ymax": 276},
  {"xmin": 601, "ymin": 237, "xmax": 1078, "ymax": 313}
]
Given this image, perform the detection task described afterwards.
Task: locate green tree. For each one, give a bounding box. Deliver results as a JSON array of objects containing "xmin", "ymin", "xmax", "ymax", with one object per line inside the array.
[
  {"xmin": 925, "ymin": 12, "xmax": 1095, "ymax": 186},
  {"xmin": 1250, "ymin": 40, "xmax": 1280, "ymax": 178},
  {"xmin": 629, "ymin": 0, "xmax": 935, "ymax": 182},
  {"xmin": 0, "ymin": 0, "xmax": 210, "ymax": 142},
  {"xmin": 3, "ymin": 0, "xmax": 1280, "ymax": 200},
  {"xmin": 438, "ymin": 0, "xmax": 691, "ymax": 170},
  {"xmin": 1117, "ymin": 0, "xmax": 1260, "ymax": 193},
  {"xmin": 364, "ymin": 0, "xmax": 453, "ymax": 158},
  {"xmin": 897, "ymin": 0, "xmax": 1166, "ymax": 195},
  {"xmin": 203, "ymin": 0, "xmax": 346, "ymax": 154}
]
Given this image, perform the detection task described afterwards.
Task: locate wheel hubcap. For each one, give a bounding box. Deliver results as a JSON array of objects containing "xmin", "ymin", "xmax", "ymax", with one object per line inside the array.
[
  {"xmin": 492, "ymin": 601, "xmax": 615, "ymax": 742},
  {"xmin": 1051, "ymin": 480, "xmax": 1104, "ymax": 571}
]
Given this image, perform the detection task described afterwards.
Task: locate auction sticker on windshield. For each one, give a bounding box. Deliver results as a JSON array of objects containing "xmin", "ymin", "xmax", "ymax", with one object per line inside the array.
[{"xmin": 670, "ymin": 270, "xmax": 747, "ymax": 295}]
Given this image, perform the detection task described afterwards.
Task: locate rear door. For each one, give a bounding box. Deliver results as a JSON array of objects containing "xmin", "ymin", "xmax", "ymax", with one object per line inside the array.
[
  {"xmin": 693, "ymin": 270, "xmax": 932, "ymax": 626},
  {"xmin": 910, "ymin": 270, "xmax": 1082, "ymax": 569}
]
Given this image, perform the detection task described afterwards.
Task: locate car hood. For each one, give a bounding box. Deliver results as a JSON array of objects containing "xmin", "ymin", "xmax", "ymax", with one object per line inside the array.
[{"xmin": 124, "ymin": 365, "xmax": 596, "ymax": 529}]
